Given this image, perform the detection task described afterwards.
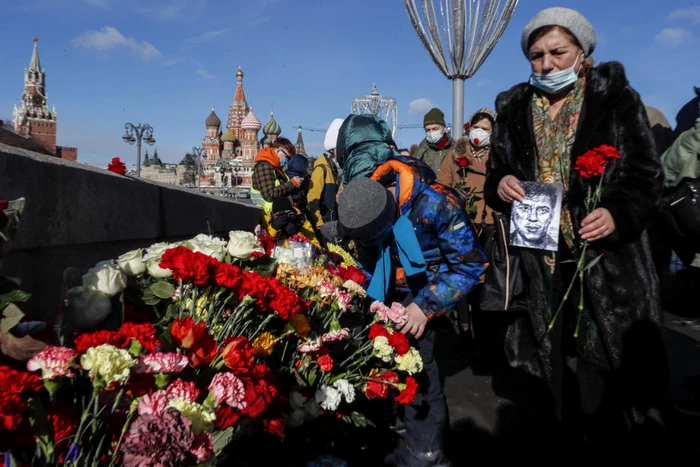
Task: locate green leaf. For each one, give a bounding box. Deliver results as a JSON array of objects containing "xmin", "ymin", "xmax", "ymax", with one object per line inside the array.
[
  {"xmin": 351, "ymin": 411, "xmax": 367, "ymax": 428},
  {"xmin": 307, "ymin": 366, "xmax": 318, "ymax": 387},
  {"xmin": 0, "ymin": 289, "xmax": 31, "ymax": 304},
  {"xmin": 341, "ymin": 415, "xmax": 352, "ymax": 425},
  {"xmin": 1, "ymin": 303, "xmax": 24, "ymax": 334},
  {"xmin": 292, "ymin": 369, "xmax": 307, "ymax": 388},
  {"xmin": 584, "ymin": 254, "xmax": 604, "ymax": 272},
  {"xmin": 211, "ymin": 427, "xmax": 234, "ymax": 455},
  {"xmin": 149, "ymin": 281, "xmax": 175, "ymax": 300}
]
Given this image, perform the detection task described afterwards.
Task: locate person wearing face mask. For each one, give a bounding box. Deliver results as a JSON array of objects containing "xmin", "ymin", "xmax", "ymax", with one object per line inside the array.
[
  {"xmin": 484, "ymin": 7, "xmax": 665, "ymax": 455},
  {"xmin": 436, "ymin": 108, "xmax": 496, "ymax": 224},
  {"xmin": 251, "ymin": 137, "xmax": 305, "ymax": 228},
  {"xmin": 413, "ymin": 108, "xmax": 454, "ymax": 175}
]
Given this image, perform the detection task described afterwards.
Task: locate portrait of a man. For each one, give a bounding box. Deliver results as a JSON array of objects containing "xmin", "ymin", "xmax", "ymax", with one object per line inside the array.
[{"xmin": 509, "ymin": 182, "xmax": 562, "ymax": 251}]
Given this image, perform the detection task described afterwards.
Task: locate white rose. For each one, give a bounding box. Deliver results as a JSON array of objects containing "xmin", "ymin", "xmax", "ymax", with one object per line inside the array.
[
  {"xmin": 186, "ymin": 234, "xmax": 226, "ymax": 261},
  {"xmin": 143, "ymin": 242, "xmax": 176, "ymax": 278},
  {"xmin": 226, "ymin": 231, "xmax": 264, "ymax": 259},
  {"xmin": 116, "ymin": 249, "xmax": 146, "ymax": 276},
  {"xmin": 82, "ymin": 260, "xmax": 127, "ymax": 296},
  {"xmin": 66, "ymin": 286, "xmax": 112, "ymax": 328}
]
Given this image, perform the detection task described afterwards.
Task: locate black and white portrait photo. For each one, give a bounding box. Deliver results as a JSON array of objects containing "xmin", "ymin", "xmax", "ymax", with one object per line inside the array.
[{"xmin": 510, "ymin": 182, "xmax": 562, "ymax": 251}]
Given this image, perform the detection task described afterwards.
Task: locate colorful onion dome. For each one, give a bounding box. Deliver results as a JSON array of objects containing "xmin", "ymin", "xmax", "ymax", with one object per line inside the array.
[
  {"xmin": 221, "ymin": 129, "xmax": 236, "ymax": 142},
  {"xmin": 263, "ymin": 111, "xmax": 282, "ymax": 136},
  {"xmin": 205, "ymin": 107, "xmax": 221, "ymax": 128},
  {"xmin": 241, "ymin": 108, "xmax": 261, "ymax": 131}
]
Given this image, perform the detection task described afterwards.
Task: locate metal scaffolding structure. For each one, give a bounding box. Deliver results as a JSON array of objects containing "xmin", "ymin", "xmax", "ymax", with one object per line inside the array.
[{"xmin": 351, "ymin": 83, "xmax": 398, "ymax": 137}]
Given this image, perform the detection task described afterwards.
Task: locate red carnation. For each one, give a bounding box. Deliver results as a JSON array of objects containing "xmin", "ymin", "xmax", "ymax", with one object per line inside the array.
[
  {"xmin": 456, "ymin": 157, "xmax": 468, "ymax": 168},
  {"xmin": 368, "ymin": 323, "xmax": 390, "ymax": 340},
  {"xmin": 387, "ymin": 331, "xmax": 410, "ymax": 356},
  {"xmin": 575, "ymin": 145, "xmax": 621, "ymax": 179},
  {"xmin": 317, "ymin": 354, "xmax": 334, "ymax": 372},
  {"xmin": 107, "ymin": 157, "xmax": 127, "ymax": 176},
  {"xmin": 74, "ymin": 329, "xmax": 131, "ymax": 353},
  {"xmin": 395, "ymin": 376, "xmax": 418, "ymax": 405}
]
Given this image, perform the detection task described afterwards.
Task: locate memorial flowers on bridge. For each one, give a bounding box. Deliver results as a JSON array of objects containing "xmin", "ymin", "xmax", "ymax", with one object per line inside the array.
[{"xmin": 0, "ymin": 231, "xmax": 424, "ymax": 466}]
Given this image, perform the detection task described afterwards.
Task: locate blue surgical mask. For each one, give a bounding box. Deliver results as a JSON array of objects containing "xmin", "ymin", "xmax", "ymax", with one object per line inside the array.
[
  {"xmin": 529, "ymin": 55, "xmax": 582, "ymax": 95},
  {"xmin": 279, "ymin": 157, "xmax": 288, "ymax": 168},
  {"xmin": 425, "ymin": 130, "xmax": 444, "ymax": 144}
]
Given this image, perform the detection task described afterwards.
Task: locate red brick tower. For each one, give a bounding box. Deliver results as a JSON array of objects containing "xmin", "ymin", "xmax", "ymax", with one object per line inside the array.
[
  {"xmin": 13, "ymin": 38, "xmax": 57, "ymax": 155},
  {"xmin": 227, "ymin": 67, "xmax": 249, "ymax": 140},
  {"xmin": 202, "ymin": 107, "xmax": 221, "ymax": 167}
]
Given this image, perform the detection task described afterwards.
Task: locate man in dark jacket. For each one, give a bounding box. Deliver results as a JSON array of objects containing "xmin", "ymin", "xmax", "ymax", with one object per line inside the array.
[
  {"xmin": 337, "ymin": 154, "xmax": 486, "ymax": 467},
  {"xmin": 413, "ymin": 108, "xmax": 455, "ymax": 176}
]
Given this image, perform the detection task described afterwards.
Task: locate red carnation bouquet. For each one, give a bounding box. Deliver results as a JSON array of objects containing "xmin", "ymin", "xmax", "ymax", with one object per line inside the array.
[
  {"xmin": 107, "ymin": 157, "xmax": 127, "ymax": 176},
  {"xmin": 547, "ymin": 145, "xmax": 621, "ymax": 337}
]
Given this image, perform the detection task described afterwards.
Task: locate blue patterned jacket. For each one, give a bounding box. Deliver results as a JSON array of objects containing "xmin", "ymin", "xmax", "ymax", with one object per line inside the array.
[{"xmin": 356, "ymin": 157, "xmax": 486, "ymax": 319}]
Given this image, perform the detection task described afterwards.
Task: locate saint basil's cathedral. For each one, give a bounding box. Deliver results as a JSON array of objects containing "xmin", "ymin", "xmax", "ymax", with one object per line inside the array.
[{"xmin": 200, "ymin": 66, "xmax": 300, "ymax": 188}]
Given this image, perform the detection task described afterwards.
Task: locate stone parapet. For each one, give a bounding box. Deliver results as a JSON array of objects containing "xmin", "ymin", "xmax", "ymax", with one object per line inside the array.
[{"xmin": 0, "ymin": 142, "xmax": 261, "ymax": 317}]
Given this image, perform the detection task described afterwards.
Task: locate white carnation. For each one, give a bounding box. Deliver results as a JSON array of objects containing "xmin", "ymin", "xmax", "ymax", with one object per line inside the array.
[{"xmin": 315, "ymin": 385, "xmax": 342, "ymax": 411}]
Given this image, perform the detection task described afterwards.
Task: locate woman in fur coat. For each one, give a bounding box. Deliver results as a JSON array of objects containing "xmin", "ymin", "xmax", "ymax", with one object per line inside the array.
[{"xmin": 484, "ymin": 7, "xmax": 665, "ymax": 451}]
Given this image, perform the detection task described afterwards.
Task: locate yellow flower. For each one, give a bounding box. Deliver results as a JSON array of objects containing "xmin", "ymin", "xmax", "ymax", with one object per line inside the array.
[
  {"xmin": 343, "ymin": 280, "xmax": 366, "ymax": 298},
  {"xmin": 252, "ymin": 332, "xmax": 278, "ymax": 357},
  {"xmin": 80, "ymin": 344, "xmax": 136, "ymax": 389},
  {"xmin": 372, "ymin": 336, "xmax": 393, "ymax": 363},
  {"xmin": 290, "ymin": 315, "xmax": 311, "ymax": 338},
  {"xmin": 168, "ymin": 398, "xmax": 215, "ymax": 434},
  {"xmin": 212, "ymin": 324, "xmax": 223, "ymax": 335},
  {"xmin": 195, "ymin": 296, "xmax": 208, "ymax": 319},
  {"xmin": 395, "ymin": 349, "xmax": 424, "ymax": 375},
  {"xmin": 327, "ymin": 243, "xmax": 358, "ymax": 268}
]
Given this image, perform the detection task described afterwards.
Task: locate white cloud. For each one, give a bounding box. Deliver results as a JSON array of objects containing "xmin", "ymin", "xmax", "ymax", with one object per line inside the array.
[
  {"xmin": 180, "ymin": 28, "xmax": 231, "ymax": 51},
  {"xmin": 409, "ymin": 98, "xmax": 434, "ymax": 116},
  {"xmin": 668, "ymin": 6, "xmax": 700, "ymax": 24},
  {"xmin": 72, "ymin": 27, "xmax": 162, "ymax": 62},
  {"xmin": 163, "ymin": 57, "xmax": 187, "ymax": 67},
  {"xmin": 194, "ymin": 62, "xmax": 214, "ymax": 80},
  {"xmin": 654, "ymin": 28, "xmax": 693, "ymax": 48}
]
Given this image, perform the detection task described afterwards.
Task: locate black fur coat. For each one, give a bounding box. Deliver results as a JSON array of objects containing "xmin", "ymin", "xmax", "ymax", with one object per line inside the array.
[{"xmin": 484, "ymin": 62, "xmax": 664, "ymax": 380}]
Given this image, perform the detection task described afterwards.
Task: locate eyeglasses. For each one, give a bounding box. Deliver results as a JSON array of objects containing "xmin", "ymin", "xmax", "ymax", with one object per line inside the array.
[{"xmin": 277, "ymin": 149, "xmax": 289, "ymax": 158}]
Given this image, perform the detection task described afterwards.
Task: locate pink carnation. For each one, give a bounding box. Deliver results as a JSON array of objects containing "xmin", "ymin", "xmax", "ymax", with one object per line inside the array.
[
  {"xmin": 321, "ymin": 328, "xmax": 350, "ymax": 343},
  {"xmin": 133, "ymin": 352, "xmax": 189, "ymax": 374},
  {"xmin": 316, "ymin": 281, "xmax": 336, "ymax": 298},
  {"xmin": 298, "ymin": 340, "xmax": 322, "ymax": 354},
  {"xmin": 121, "ymin": 408, "xmax": 197, "ymax": 466},
  {"xmin": 208, "ymin": 372, "xmax": 246, "ymax": 409},
  {"xmin": 388, "ymin": 302, "xmax": 408, "ymax": 326},
  {"xmin": 191, "ymin": 432, "xmax": 215, "ymax": 464},
  {"xmin": 370, "ymin": 301, "xmax": 391, "ymax": 323},
  {"xmin": 138, "ymin": 390, "xmax": 173, "ymax": 416},
  {"xmin": 167, "ymin": 378, "xmax": 200, "ymax": 401},
  {"xmin": 27, "ymin": 346, "xmax": 76, "ymax": 380},
  {"xmin": 334, "ymin": 290, "xmax": 353, "ymax": 312}
]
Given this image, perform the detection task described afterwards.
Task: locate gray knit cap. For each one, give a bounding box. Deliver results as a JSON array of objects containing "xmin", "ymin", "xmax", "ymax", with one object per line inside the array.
[
  {"xmin": 521, "ymin": 7, "xmax": 596, "ymax": 57},
  {"xmin": 338, "ymin": 177, "xmax": 397, "ymax": 241}
]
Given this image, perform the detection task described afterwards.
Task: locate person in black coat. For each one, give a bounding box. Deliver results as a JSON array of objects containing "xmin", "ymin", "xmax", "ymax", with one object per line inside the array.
[{"xmin": 484, "ymin": 7, "xmax": 665, "ymax": 454}]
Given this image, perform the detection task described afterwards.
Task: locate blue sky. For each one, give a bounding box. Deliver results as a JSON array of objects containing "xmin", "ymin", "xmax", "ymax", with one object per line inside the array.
[{"xmin": 0, "ymin": 0, "xmax": 698, "ymax": 168}]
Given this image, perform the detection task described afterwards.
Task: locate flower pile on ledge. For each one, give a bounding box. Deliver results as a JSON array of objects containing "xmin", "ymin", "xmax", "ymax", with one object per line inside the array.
[{"xmin": 0, "ymin": 231, "xmax": 423, "ymax": 466}]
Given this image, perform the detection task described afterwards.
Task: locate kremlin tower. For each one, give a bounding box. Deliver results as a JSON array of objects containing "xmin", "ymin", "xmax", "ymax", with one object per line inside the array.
[
  {"xmin": 12, "ymin": 38, "xmax": 77, "ymax": 161},
  {"xmin": 262, "ymin": 111, "xmax": 281, "ymax": 147}
]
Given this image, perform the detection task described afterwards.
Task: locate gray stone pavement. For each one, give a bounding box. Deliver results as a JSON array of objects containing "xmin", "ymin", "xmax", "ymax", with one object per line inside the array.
[{"xmin": 432, "ymin": 311, "xmax": 700, "ymax": 459}]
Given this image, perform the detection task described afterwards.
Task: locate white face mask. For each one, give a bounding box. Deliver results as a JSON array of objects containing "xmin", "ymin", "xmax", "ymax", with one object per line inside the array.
[
  {"xmin": 425, "ymin": 130, "xmax": 444, "ymax": 144},
  {"xmin": 469, "ymin": 128, "xmax": 491, "ymax": 148}
]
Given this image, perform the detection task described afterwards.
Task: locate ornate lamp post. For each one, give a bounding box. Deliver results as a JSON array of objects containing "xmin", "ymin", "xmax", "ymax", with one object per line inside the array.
[
  {"xmin": 122, "ymin": 123, "xmax": 155, "ymax": 177},
  {"xmin": 215, "ymin": 158, "xmax": 231, "ymax": 196},
  {"xmin": 231, "ymin": 158, "xmax": 243, "ymax": 200},
  {"xmin": 191, "ymin": 146, "xmax": 205, "ymax": 190},
  {"xmin": 403, "ymin": 0, "xmax": 519, "ymax": 138}
]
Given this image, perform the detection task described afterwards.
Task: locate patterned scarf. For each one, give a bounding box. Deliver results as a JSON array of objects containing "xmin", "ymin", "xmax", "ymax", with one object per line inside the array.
[{"xmin": 531, "ymin": 76, "xmax": 586, "ymax": 251}]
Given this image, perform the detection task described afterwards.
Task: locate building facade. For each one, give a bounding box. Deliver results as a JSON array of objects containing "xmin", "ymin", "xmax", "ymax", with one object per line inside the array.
[
  {"xmin": 12, "ymin": 38, "xmax": 77, "ymax": 161},
  {"xmin": 199, "ymin": 67, "xmax": 285, "ymax": 189}
]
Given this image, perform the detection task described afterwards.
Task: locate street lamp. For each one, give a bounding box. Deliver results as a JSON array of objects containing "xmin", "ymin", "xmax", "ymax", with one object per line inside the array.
[
  {"xmin": 122, "ymin": 123, "xmax": 156, "ymax": 177},
  {"xmin": 191, "ymin": 146, "xmax": 205, "ymax": 190},
  {"xmin": 232, "ymin": 158, "xmax": 243, "ymax": 201},
  {"xmin": 215, "ymin": 158, "xmax": 231, "ymax": 196}
]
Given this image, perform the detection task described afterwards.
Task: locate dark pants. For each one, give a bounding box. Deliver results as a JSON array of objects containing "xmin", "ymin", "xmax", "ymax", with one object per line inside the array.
[{"xmin": 401, "ymin": 324, "xmax": 448, "ymax": 464}]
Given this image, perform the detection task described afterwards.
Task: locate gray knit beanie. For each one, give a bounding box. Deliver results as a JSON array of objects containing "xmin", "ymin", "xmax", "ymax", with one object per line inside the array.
[
  {"xmin": 338, "ymin": 177, "xmax": 397, "ymax": 241},
  {"xmin": 521, "ymin": 7, "xmax": 596, "ymax": 57}
]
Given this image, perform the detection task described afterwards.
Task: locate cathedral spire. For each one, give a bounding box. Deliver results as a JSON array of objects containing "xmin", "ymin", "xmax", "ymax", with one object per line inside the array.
[
  {"xmin": 295, "ymin": 125, "xmax": 306, "ymax": 155},
  {"xmin": 29, "ymin": 37, "xmax": 42, "ymax": 72}
]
